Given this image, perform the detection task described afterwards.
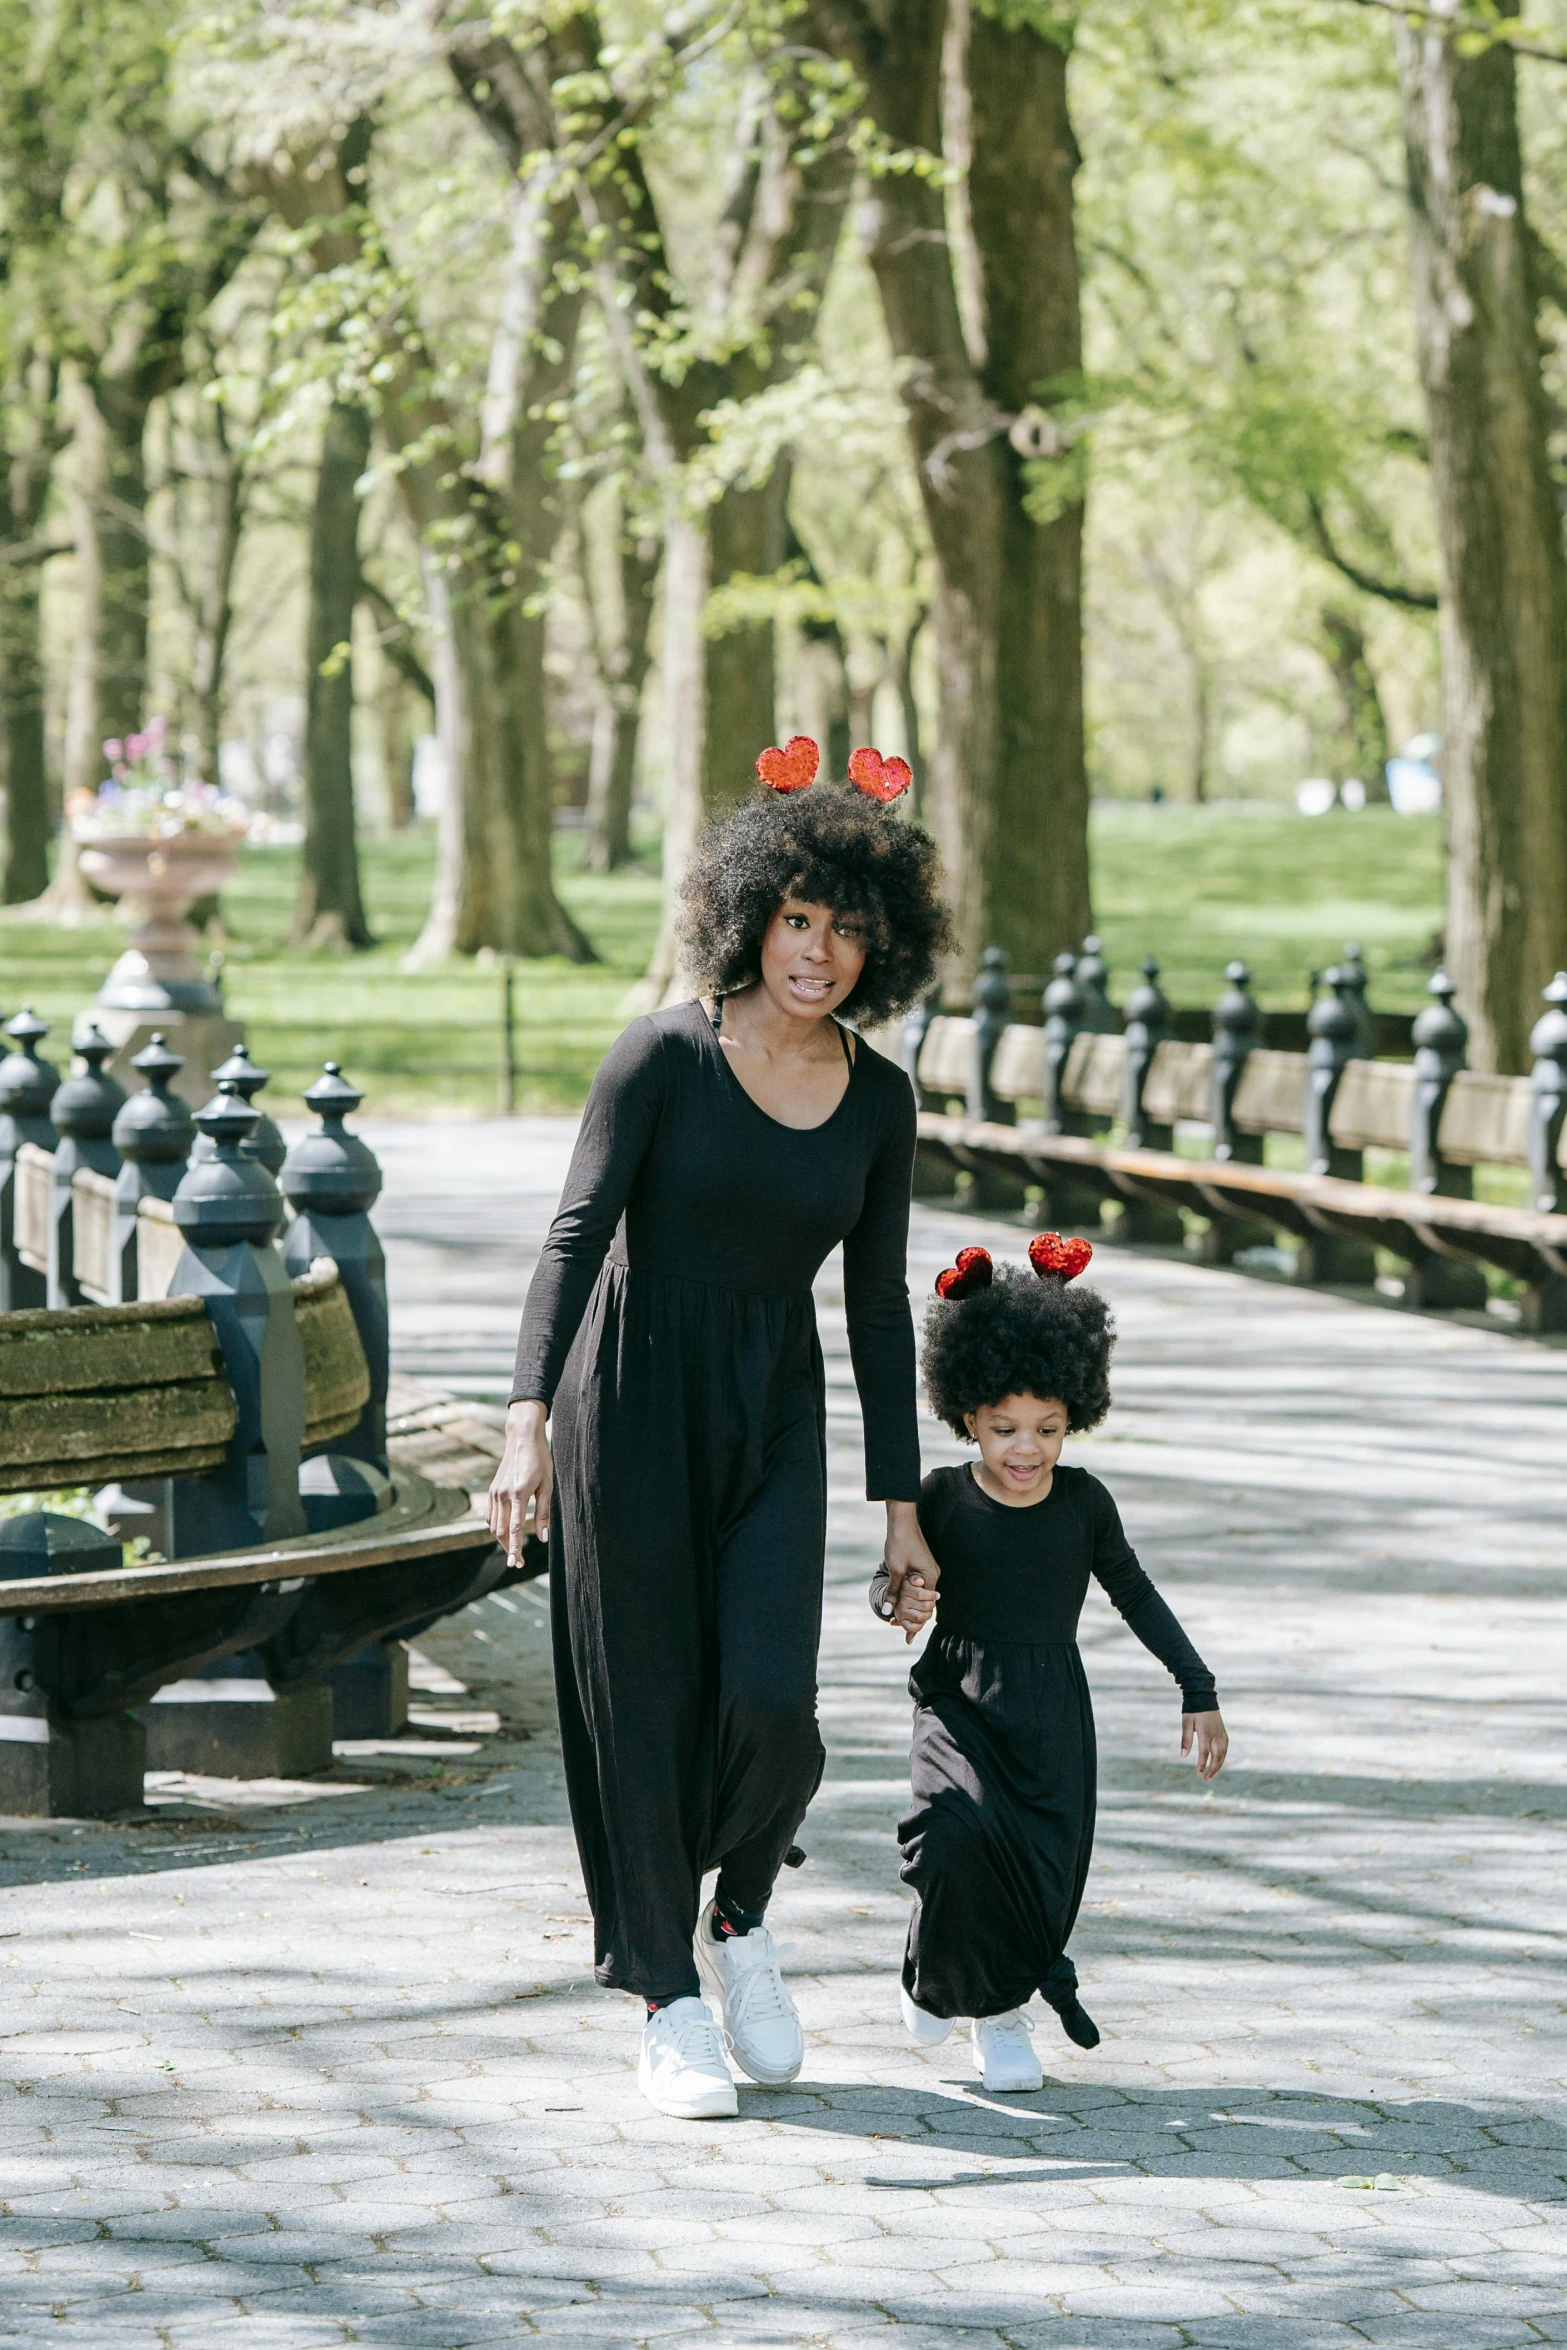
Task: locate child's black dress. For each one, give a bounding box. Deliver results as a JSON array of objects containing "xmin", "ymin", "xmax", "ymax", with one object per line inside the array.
[{"xmin": 895, "ymin": 1461, "xmax": 1216, "ymax": 2023}]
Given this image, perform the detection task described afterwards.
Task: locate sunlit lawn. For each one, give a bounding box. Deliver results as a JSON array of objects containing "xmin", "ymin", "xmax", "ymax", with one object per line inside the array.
[{"xmin": 0, "ymin": 804, "xmax": 1444, "ymax": 1119}]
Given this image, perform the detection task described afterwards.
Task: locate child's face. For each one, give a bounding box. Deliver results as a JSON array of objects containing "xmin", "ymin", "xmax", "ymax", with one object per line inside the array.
[{"xmin": 965, "ymin": 1392, "xmax": 1069, "ymax": 1503}]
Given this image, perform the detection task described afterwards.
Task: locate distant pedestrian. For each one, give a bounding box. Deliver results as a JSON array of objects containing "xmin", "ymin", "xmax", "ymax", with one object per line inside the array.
[
  {"xmin": 490, "ymin": 736, "xmax": 951, "ymax": 2119},
  {"xmin": 874, "ymin": 1236, "xmax": 1227, "ymax": 2092}
]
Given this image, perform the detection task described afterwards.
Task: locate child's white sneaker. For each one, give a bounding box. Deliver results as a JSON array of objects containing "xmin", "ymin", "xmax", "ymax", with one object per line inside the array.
[
  {"xmin": 900, "ymin": 1985, "xmax": 954, "ymax": 2045},
  {"xmin": 693, "ymin": 1905, "xmax": 804, "ymax": 2086},
  {"xmin": 637, "ymin": 1996, "xmax": 738, "ymax": 2119},
  {"xmin": 972, "ymin": 2007, "xmax": 1043, "ymax": 2092}
]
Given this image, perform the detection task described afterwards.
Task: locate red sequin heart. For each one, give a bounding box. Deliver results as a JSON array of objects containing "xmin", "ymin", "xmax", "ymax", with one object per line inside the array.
[
  {"xmin": 848, "ymin": 745, "xmax": 913, "ymax": 803},
  {"xmin": 1028, "ymin": 1231, "xmax": 1093, "ymax": 1282},
  {"xmin": 756, "ymin": 736, "xmax": 820, "ymax": 793},
  {"xmin": 935, "ymin": 1246, "xmax": 994, "ymax": 1300}
]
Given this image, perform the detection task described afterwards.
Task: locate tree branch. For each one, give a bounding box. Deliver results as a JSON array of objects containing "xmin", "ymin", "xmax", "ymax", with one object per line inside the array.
[
  {"xmin": 1318, "ymin": 0, "xmax": 1567, "ymax": 71},
  {"xmin": 359, "ymin": 575, "xmax": 435, "ymax": 704},
  {"xmin": 1305, "ymin": 493, "xmax": 1439, "ymax": 609}
]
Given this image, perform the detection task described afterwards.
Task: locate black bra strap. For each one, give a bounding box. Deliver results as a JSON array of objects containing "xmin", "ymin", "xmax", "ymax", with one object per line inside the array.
[{"xmin": 835, "ymin": 1019, "xmax": 855, "ymax": 1070}]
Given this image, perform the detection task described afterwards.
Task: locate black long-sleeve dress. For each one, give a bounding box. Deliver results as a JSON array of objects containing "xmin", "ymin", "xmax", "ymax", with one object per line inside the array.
[
  {"xmin": 892, "ymin": 1461, "xmax": 1216, "ymax": 2022},
  {"xmin": 512, "ymin": 999, "xmax": 920, "ymax": 2001}
]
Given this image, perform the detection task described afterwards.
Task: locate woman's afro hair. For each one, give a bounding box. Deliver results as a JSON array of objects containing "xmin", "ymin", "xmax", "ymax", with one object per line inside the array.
[
  {"xmin": 678, "ymin": 782, "xmax": 953, "ymax": 1029},
  {"xmin": 921, "ymin": 1265, "xmax": 1115, "ymax": 1437}
]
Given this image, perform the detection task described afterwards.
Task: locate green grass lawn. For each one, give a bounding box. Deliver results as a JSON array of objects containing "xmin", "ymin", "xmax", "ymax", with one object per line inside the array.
[{"xmin": 0, "ymin": 805, "xmax": 1444, "ymax": 1119}]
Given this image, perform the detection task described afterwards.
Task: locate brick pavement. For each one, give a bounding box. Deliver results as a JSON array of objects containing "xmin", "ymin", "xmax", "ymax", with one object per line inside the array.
[{"xmin": 0, "ymin": 1119, "xmax": 1564, "ymax": 2347}]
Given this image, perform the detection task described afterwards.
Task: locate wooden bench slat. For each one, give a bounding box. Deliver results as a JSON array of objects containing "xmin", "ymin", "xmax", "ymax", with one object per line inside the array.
[
  {"xmin": 1328, "ymin": 1060, "xmax": 1413, "ymax": 1153},
  {"xmin": 915, "ymin": 1015, "xmax": 974, "ymax": 1096},
  {"xmin": 1141, "ymin": 1040, "xmax": 1213, "ymax": 1127},
  {"xmin": 0, "ymin": 1294, "xmax": 222, "ymax": 1399},
  {"xmin": 295, "ymin": 1268, "xmax": 372, "ymax": 1447},
  {"xmin": 988, "ymin": 1024, "xmax": 1045, "ymax": 1103},
  {"xmin": 0, "ymin": 1383, "xmax": 237, "ymax": 1491},
  {"xmin": 1438, "ymin": 1069, "xmax": 1533, "ymax": 1166},
  {"xmin": 1232, "ymin": 1048, "xmax": 1306, "ymax": 1137},
  {"xmin": 0, "ymin": 1471, "xmax": 491, "ymax": 1611},
  {"xmin": 1062, "ymin": 1032, "xmax": 1125, "ymax": 1117}
]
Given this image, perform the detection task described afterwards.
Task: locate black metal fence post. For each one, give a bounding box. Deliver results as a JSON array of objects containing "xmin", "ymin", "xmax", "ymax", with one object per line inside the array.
[
  {"xmin": 165, "ymin": 1082, "xmax": 308, "ymax": 1555},
  {"xmin": 0, "ymin": 1011, "xmax": 59, "ymax": 1312},
  {"xmin": 107, "ymin": 1034, "xmax": 196, "ymax": 1303},
  {"xmin": 968, "ymin": 947, "xmax": 1014, "ymax": 1126},
  {"xmin": 1210, "ymin": 963, "xmax": 1261, "ymax": 1164},
  {"xmin": 281, "ymin": 1063, "xmax": 388, "ymax": 1469},
  {"xmin": 47, "ymin": 1027, "xmax": 125, "ymax": 1309}
]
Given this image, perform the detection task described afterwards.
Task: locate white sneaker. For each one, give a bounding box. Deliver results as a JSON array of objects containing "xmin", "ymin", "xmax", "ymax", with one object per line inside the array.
[
  {"xmin": 636, "ymin": 1996, "xmax": 738, "ymax": 2119},
  {"xmin": 694, "ymin": 1903, "xmax": 804, "ymax": 2087},
  {"xmin": 900, "ymin": 1985, "xmax": 954, "ymax": 2045},
  {"xmin": 972, "ymin": 2007, "xmax": 1043, "ymax": 2092}
]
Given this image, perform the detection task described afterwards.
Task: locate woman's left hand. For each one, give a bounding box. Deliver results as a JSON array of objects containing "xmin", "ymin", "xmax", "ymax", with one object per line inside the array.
[
  {"xmin": 883, "ymin": 1501, "xmax": 939, "ymax": 1645},
  {"xmin": 1182, "ymin": 1709, "xmax": 1228, "ymax": 1780}
]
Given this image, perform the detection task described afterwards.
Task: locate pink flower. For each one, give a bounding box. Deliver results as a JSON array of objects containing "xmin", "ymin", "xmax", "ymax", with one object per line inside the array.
[
  {"xmin": 112, "ymin": 762, "xmax": 129, "ymax": 781},
  {"xmin": 102, "ymin": 738, "xmax": 123, "ymax": 761},
  {"xmin": 144, "ymin": 715, "xmax": 168, "ymax": 747},
  {"xmin": 125, "ymin": 732, "xmax": 148, "ymax": 761}
]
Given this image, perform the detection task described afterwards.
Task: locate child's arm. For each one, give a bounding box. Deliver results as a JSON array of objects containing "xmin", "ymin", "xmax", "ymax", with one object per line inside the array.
[{"xmin": 1088, "ymin": 1482, "xmax": 1227, "ymax": 1779}]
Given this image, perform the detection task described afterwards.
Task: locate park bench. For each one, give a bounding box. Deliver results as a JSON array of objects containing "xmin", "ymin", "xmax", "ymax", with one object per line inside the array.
[
  {"xmin": 903, "ymin": 943, "xmax": 1567, "ymax": 1332},
  {"xmin": 0, "ymin": 1007, "xmax": 527, "ymax": 1818}
]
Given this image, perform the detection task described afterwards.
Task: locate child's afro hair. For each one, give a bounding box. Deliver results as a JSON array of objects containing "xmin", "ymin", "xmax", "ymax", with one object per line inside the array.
[
  {"xmin": 921, "ymin": 1264, "xmax": 1115, "ymax": 1437},
  {"xmin": 678, "ymin": 782, "xmax": 952, "ymax": 1029}
]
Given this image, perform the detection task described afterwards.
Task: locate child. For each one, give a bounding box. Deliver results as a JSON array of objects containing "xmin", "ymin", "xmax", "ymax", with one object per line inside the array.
[{"xmin": 873, "ymin": 1234, "xmax": 1227, "ymax": 2093}]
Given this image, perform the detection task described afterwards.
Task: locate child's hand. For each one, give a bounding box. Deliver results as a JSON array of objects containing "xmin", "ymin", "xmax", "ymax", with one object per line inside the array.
[
  {"xmin": 1182, "ymin": 1709, "xmax": 1228, "ymax": 1780},
  {"xmin": 892, "ymin": 1571, "xmax": 935, "ymax": 1644}
]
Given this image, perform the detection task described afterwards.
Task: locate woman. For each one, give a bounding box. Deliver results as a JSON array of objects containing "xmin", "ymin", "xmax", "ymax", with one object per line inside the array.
[{"xmin": 488, "ymin": 737, "xmax": 951, "ymax": 2118}]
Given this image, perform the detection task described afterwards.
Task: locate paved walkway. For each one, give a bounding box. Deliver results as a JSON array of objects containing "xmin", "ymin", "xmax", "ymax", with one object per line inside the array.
[{"xmin": 1, "ymin": 1119, "xmax": 1565, "ymax": 2348}]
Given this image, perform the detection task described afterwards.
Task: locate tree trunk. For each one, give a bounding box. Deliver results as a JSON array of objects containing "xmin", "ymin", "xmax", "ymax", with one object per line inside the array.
[
  {"xmin": 966, "ymin": 9, "xmax": 1090, "ymax": 969},
  {"xmin": 66, "ymin": 375, "xmax": 152, "ymax": 783},
  {"xmin": 896, "ymin": 616, "xmax": 925, "ymax": 815},
  {"xmin": 189, "ymin": 410, "xmax": 243, "ymax": 792},
  {"xmin": 809, "ymin": 0, "xmax": 1090, "ymax": 975},
  {"xmin": 0, "ymin": 387, "xmax": 58, "ymax": 905},
  {"xmin": 378, "ymin": 666, "xmax": 417, "ymax": 831},
  {"xmin": 702, "ymin": 461, "xmax": 790, "ymax": 813},
  {"xmin": 583, "ymin": 526, "xmax": 658, "ymax": 873},
  {"xmin": 634, "ymin": 506, "xmax": 710, "ymax": 1004},
  {"xmin": 293, "ymin": 400, "xmax": 373, "ymax": 949},
  {"xmin": 1321, "ymin": 606, "xmax": 1391, "ymax": 801},
  {"xmin": 0, "ymin": 553, "xmax": 50, "ymax": 902},
  {"xmin": 1396, "ymin": 4, "xmax": 1567, "ymax": 1069},
  {"xmin": 1189, "ymin": 659, "xmax": 1211, "ymax": 805},
  {"xmin": 403, "ymin": 528, "xmax": 591, "ymax": 965}
]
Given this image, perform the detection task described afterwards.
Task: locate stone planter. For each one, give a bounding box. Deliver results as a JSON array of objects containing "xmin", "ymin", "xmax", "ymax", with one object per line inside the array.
[{"xmin": 74, "ymin": 826, "xmax": 244, "ymax": 1017}]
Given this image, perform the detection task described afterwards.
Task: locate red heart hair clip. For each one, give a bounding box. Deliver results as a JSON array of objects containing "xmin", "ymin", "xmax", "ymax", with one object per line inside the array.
[
  {"xmin": 1028, "ymin": 1231, "xmax": 1093, "ymax": 1282},
  {"xmin": 848, "ymin": 745, "xmax": 913, "ymax": 803},
  {"xmin": 756, "ymin": 736, "xmax": 820, "ymax": 794},
  {"xmin": 935, "ymin": 1246, "xmax": 994, "ymax": 1300}
]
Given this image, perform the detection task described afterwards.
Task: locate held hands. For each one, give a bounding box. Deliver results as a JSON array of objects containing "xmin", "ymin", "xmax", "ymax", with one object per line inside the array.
[
  {"xmin": 1182, "ymin": 1709, "xmax": 1228, "ymax": 1781},
  {"xmin": 889, "ymin": 1571, "xmax": 935, "ymax": 1641},
  {"xmin": 487, "ymin": 1399, "xmax": 553, "ymax": 1563},
  {"xmin": 882, "ymin": 1500, "xmax": 939, "ymax": 1645}
]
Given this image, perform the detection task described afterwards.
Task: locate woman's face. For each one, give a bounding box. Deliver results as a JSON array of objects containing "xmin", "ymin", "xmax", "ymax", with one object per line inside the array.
[{"xmin": 758, "ymin": 897, "xmax": 868, "ymax": 1023}]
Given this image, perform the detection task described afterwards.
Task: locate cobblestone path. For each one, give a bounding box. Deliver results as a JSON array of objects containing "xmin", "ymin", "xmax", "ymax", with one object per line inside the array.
[{"xmin": 1, "ymin": 1120, "xmax": 1564, "ymax": 2348}]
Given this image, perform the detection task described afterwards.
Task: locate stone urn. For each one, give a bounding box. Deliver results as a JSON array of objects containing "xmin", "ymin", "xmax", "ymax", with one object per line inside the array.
[{"xmin": 74, "ymin": 826, "xmax": 244, "ymax": 1017}]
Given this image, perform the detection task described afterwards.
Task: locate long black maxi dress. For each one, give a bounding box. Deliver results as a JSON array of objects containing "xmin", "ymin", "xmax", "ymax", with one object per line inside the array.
[
  {"xmin": 893, "ymin": 1462, "xmax": 1216, "ymax": 2023},
  {"xmin": 511, "ymin": 999, "xmax": 920, "ymax": 2002}
]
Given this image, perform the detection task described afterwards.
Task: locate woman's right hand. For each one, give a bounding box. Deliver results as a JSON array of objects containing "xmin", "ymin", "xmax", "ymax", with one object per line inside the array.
[{"xmin": 488, "ymin": 1399, "xmax": 554, "ymax": 1562}]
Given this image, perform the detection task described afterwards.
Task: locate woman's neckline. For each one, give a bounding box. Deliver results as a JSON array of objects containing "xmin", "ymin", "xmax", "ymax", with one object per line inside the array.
[
  {"xmin": 963, "ymin": 1461, "xmax": 1059, "ymax": 1512},
  {"xmin": 693, "ymin": 995, "xmax": 860, "ymax": 1135}
]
